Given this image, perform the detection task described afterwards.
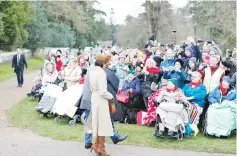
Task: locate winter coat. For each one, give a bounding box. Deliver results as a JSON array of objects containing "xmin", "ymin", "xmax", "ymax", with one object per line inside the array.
[
  {"xmin": 203, "ymin": 67, "xmax": 225, "ymax": 93},
  {"xmin": 163, "ymin": 69, "xmax": 186, "ymax": 88},
  {"xmin": 89, "ymin": 66, "xmax": 113, "ymax": 137},
  {"xmin": 208, "ymin": 86, "xmax": 236, "ymax": 104},
  {"xmin": 185, "ymin": 66, "xmax": 198, "ymax": 82},
  {"xmin": 232, "ymin": 73, "xmax": 236, "ymax": 88},
  {"xmin": 122, "ymin": 78, "xmax": 141, "ymax": 95},
  {"xmin": 187, "ymin": 45, "xmax": 201, "ymax": 62},
  {"xmin": 160, "ymin": 59, "xmax": 175, "ymax": 70},
  {"xmin": 61, "ymin": 66, "xmax": 82, "ymax": 88},
  {"xmin": 183, "ymin": 83, "xmax": 207, "ymax": 108},
  {"xmin": 104, "ymin": 68, "xmax": 123, "ymax": 121},
  {"xmin": 114, "ymin": 63, "xmax": 129, "ymax": 89},
  {"xmin": 41, "ymin": 71, "xmax": 58, "ymax": 86},
  {"xmin": 155, "ymin": 88, "xmax": 182, "ymax": 104}
]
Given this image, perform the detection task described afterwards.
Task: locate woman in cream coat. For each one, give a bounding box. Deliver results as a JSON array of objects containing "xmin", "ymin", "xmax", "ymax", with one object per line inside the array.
[
  {"xmin": 60, "ymin": 57, "xmax": 82, "ymax": 88},
  {"xmin": 88, "ymin": 54, "xmax": 113, "ymax": 156}
]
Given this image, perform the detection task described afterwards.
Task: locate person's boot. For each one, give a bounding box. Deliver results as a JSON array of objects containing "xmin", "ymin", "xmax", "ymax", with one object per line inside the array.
[
  {"xmin": 90, "ymin": 136, "xmax": 99, "ymax": 154},
  {"xmin": 84, "ymin": 133, "xmax": 93, "ymax": 149},
  {"xmin": 110, "ymin": 130, "xmax": 128, "ymax": 144},
  {"xmin": 97, "ymin": 136, "xmax": 110, "ymax": 156}
]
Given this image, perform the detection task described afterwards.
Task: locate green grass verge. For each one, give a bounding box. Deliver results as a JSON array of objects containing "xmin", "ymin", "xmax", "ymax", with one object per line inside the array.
[
  {"xmin": 8, "ymin": 98, "xmax": 236, "ymax": 154},
  {"xmin": 0, "ymin": 57, "xmax": 44, "ymax": 82}
]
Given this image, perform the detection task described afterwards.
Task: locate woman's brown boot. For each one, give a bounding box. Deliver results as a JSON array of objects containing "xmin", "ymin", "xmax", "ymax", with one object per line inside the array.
[
  {"xmin": 90, "ymin": 136, "xmax": 99, "ymax": 154},
  {"xmin": 97, "ymin": 136, "xmax": 110, "ymax": 156}
]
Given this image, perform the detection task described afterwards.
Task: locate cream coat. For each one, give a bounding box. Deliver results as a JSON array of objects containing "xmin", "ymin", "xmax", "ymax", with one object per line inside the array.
[
  {"xmin": 89, "ymin": 66, "xmax": 113, "ymax": 137},
  {"xmin": 61, "ymin": 66, "xmax": 82, "ymax": 88}
]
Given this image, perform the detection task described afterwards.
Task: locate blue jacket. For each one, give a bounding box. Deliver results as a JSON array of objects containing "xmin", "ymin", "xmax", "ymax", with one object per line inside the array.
[
  {"xmin": 163, "ymin": 69, "xmax": 186, "ymax": 88},
  {"xmin": 187, "ymin": 45, "xmax": 201, "ymax": 62},
  {"xmin": 160, "ymin": 59, "xmax": 175, "ymax": 69},
  {"xmin": 208, "ymin": 86, "xmax": 236, "ymax": 104},
  {"xmin": 183, "ymin": 84, "xmax": 207, "ymax": 108},
  {"xmin": 122, "ymin": 78, "xmax": 141, "ymax": 95}
]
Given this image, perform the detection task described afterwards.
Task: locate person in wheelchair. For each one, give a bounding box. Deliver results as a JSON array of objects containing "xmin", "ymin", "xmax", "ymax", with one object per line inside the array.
[
  {"xmin": 205, "ymin": 76, "xmax": 236, "ymax": 137},
  {"xmin": 120, "ymin": 70, "xmax": 142, "ymax": 123},
  {"xmin": 154, "ymin": 78, "xmax": 189, "ymax": 139},
  {"xmin": 208, "ymin": 76, "xmax": 236, "ymax": 105},
  {"xmin": 182, "ymin": 72, "xmax": 207, "ymax": 126}
]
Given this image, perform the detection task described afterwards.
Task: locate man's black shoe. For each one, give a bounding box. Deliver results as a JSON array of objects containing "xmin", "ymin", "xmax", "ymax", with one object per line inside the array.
[{"xmin": 112, "ymin": 135, "xmax": 128, "ymax": 144}]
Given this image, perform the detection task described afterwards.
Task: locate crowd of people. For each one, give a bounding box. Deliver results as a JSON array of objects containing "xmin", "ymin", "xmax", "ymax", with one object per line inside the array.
[{"xmin": 27, "ymin": 36, "xmax": 236, "ymax": 156}]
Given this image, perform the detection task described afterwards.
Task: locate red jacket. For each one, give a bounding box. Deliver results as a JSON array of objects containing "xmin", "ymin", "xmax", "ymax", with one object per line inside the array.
[{"xmin": 56, "ymin": 60, "xmax": 63, "ymax": 72}]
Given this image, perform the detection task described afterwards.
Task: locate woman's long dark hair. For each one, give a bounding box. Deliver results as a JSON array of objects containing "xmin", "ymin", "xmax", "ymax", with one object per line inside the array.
[{"xmin": 95, "ymin": 60, "xmax": 104, "ymax": 68}]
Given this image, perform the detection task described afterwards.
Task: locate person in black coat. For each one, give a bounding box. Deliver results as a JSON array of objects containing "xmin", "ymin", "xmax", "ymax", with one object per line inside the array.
[{"xmin": 12, "ymin": 49, "xmax": 28, "ymax": 87}]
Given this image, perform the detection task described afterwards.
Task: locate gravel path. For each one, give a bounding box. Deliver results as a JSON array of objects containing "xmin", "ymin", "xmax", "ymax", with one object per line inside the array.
[{"xmin": 0, "ymin": 72, "xmax": 234, "ymax": 156}]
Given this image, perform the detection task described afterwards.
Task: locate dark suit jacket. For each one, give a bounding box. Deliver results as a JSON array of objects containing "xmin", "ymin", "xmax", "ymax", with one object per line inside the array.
[{"xmin": 12, "ymin": 54, "xmax": 28, "ymax": 73}]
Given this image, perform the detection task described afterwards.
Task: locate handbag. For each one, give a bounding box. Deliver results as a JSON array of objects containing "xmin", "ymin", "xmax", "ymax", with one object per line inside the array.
[
  {"xmin": 109, "ymin": 101, "xmax": 116, "ymax": 113},
  {"xmin": 116, "ymin": 90, "xmax": 129, "ymax": 103},
  {"xmin": 62, "ymin": 67, "xmax": 76, "ymax": 90}
]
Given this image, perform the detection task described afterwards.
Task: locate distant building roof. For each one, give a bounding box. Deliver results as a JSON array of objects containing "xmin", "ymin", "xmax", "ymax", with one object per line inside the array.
[{"xmin": 98, "ymin": 40, "xmax": 112, "ymax": 46}]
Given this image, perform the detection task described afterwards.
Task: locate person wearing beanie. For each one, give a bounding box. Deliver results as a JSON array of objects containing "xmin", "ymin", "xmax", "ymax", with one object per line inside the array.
[
  {"xmin": 122, "ymin": 70, "xmax": 140, "ymax": 96},
  {"xmin": 154, "ymin": 78, "xmax": 187, "ymax": 139},
  {"xmin": 200, "ymin": 55, "xmax": 225, "ymax": 93},
  {"xmin": 206, "ymin": 76, "xmax": 236, "ymax": 137},
  {"xmin": 185, "ymin": 57, "xmax": 198, "ymax": 83},
  {"xmin": 208, "ymin": 76, "xmax": 236, "ymax": 105},
  {"xmin": 153, "ymin": 56, "xmax": 164, "ymax": 67},
  {"xmin": 163, "ymin": 58, "xmax": 186, "ymax": 88}
]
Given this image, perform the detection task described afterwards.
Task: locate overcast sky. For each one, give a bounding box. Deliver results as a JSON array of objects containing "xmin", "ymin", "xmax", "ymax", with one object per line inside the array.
[{"xmin": 95, "ymin": 0, "xmax": 188, "ymax": 24}]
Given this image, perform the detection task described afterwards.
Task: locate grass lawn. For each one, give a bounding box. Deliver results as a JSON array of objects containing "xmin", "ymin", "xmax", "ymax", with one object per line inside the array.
[
  {"xmin": 0, "ymin": 57, "xmax": 44, "ymax": 82},
  {"xmin": 8, "ymin": 98, "xmax": 236, "ymax": 154}
]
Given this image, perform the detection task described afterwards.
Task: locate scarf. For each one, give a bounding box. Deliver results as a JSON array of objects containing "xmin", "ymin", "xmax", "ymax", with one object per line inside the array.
[
  {"xmin": 210, "ymin": 66, "xmax": 219, "ymax": 76},
  {"xmin": 146, "ymin": 67, "xmax": 160, "ymax": 74},
  {"xmin": 190, "ymin": 81, "xmax": 201, "ymax": 88},
  {"xmin": 166, "ymin": 86, "xmax": 177, "ymax": 93},
  {"xmin": 220, "ymin": 84, "xmax": 228, "ymax": 95}
]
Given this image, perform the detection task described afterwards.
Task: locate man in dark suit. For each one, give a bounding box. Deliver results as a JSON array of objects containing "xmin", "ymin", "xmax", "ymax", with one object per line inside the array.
[{"xmin": 12, "ymin": 48, "xmax": 28, "ymax": 87}]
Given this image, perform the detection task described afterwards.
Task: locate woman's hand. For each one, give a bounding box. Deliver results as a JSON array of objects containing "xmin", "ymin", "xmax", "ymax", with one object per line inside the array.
[{"xmin": 109, "ymin": 98, "xmax": 114, "ymax": 104}]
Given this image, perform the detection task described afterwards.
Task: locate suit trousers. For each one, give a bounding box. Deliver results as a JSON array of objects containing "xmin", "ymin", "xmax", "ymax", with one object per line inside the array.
[{"xmin": 16, "ymin": 71, "xmax": 24, "ymax": 85}]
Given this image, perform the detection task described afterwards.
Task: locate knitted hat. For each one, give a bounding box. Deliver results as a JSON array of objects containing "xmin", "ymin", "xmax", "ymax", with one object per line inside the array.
[
  {"xmin": 168, "ymin": 78, "xmax": 178, "ymax": 87},
  {"xmin": 222, "ymin": 76, "xmax": 232, "ymax": 84},
  {"xmin": 153, "ymin": 56, "xmax": 164, "ymax": 67},
  {"xmin": 189, "ymin": 57, "xmax": 197, "ymax": 64},
  {"xmin": 175, "ymin": 58, "xmax": 184, "ymax": 67},
  {"xmin": 128, "ymin": 70, "xmax": 136, "ymax": 75}
]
